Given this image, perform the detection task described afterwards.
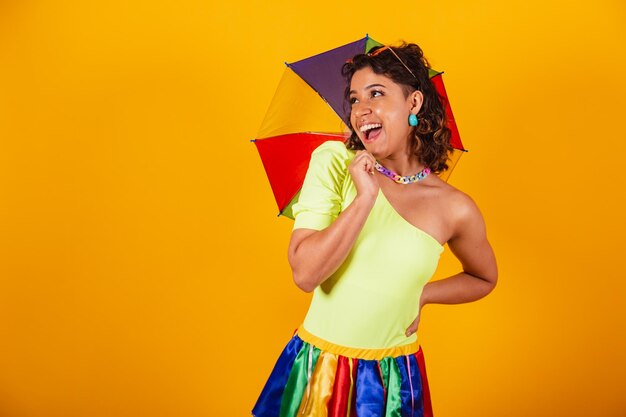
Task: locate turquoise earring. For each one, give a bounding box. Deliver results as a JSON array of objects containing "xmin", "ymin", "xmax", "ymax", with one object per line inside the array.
[{"xmin": 408, "ymin": 114, "xmax": 419, "ymax": 127}]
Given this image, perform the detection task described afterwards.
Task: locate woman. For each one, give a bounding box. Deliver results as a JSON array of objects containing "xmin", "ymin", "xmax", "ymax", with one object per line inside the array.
[{"xmin": 252, "ymin": 42, "xmax": 497, "ymax": 417}]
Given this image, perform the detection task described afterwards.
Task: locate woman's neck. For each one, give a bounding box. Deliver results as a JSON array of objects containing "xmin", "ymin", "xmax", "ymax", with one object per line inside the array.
[{"xmin": 376, "ymin": 150, "xmax": 425, "ymax": 177}]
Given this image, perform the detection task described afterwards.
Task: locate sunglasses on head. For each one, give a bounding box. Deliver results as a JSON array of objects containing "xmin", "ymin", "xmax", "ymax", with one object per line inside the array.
[{"xmin": 346, "ymin": 45, "xmax": 417, "ymax": 79}]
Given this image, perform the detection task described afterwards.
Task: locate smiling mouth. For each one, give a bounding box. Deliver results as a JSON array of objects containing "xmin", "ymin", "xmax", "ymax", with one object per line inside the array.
[{"xmin": 359, "ymin": 123, "xmax": 383, "ymax": 141}]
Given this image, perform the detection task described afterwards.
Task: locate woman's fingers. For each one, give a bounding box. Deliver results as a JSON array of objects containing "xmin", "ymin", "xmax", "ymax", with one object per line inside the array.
[
  {"xmin": 405, "ymin": 314, "xmax": 420, "ymax": 337},
  {"xmin": 355, "ymin": 150, "xmax": 375, "ymax": 174},
  {"xmin": 349, "ymin": 150, "xmax": 380, "ymax": 201}
]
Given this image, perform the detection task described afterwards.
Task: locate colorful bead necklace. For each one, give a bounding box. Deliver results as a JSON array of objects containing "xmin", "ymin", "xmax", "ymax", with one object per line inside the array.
[{"xmin": 374, "ymin": 161, "xmax": 431, "ymax": 184}]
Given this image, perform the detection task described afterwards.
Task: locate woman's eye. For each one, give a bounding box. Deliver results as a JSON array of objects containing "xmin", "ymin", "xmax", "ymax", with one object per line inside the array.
[
  {"xmin": 349, "ymin": 97, "xmax": 358, "ymax": 105},
  {"xmin": 371, "ymin": 90, "xmax": 383, "ymax": 98}
]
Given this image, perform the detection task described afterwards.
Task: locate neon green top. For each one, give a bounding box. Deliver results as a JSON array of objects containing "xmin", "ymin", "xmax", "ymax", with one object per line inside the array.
[{"xmin": 292, "ymin": 141, "xmax": 444, "ymax": 349}]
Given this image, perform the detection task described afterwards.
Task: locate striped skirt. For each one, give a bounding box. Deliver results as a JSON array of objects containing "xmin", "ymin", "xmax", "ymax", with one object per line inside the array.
[{"xmin": 252, "ymin": 327, "xmax": 433, "ymax": 417}]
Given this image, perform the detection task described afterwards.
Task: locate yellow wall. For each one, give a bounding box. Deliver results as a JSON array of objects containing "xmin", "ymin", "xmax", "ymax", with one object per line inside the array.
[{"xmin": 0, "ymin": 1, "xmax": 624, "ymax": 416}]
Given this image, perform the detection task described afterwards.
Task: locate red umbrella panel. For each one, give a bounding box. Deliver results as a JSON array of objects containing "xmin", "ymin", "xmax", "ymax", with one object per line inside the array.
[{"xmin": 252, "ymin": 35, "xmax": 467, "ymax": 219}]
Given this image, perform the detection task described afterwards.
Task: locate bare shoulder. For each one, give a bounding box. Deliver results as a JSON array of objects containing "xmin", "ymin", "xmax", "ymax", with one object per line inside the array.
[
  {"xmin": 432, "ymin": 179, "xmax": 485, "ymax": 240},
  {"xmin": 436, "ymin": 180, "xmax": 498, "ymax": 283}
]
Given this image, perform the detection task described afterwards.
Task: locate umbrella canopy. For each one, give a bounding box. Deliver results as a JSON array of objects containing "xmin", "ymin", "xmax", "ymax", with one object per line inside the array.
[{"xmin": 252, "ymin": 35, "xmax": 467, "ymax": 219}]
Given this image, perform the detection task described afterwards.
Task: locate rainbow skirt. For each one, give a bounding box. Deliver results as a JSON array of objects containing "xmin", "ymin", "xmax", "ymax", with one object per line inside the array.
[{"xmin": 252, "ymin": 327, "xmax": 433, "ymax": 417}]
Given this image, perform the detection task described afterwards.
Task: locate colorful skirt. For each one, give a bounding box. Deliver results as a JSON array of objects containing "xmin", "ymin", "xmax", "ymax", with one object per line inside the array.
[{"xmin": 252, "ymin": 326, "xmax": 433, "ymax": 417}]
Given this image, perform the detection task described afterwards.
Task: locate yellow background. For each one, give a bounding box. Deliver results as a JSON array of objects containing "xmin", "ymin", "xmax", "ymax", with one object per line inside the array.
[{"xmin": 1, "ymin": 1, "xmax": 625, "ymax": 416}]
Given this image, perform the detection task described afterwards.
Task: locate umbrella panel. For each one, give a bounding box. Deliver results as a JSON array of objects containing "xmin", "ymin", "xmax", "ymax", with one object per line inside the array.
[
  {"xmin": 253, "ymin": 133, "xmax": 346, "ymax": 218},
  {"xmin": 257, "ymin": 67, "xmax": 348, "ymax": 140},
  {"xmin": 288, "ymin": 36, "xmax": 383, "ymax": 123}
]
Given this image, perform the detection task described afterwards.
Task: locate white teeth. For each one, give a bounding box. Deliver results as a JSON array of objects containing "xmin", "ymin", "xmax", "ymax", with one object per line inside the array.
[{"xmin": 359, "ymin": 123, "xmax": 382, "ymax": 133}]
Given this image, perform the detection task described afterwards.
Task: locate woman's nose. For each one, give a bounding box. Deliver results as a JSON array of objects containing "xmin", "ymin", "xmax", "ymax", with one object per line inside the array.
[{"xmin": 352, "ymin": 102, "xmax": 371, "ymax": 117}]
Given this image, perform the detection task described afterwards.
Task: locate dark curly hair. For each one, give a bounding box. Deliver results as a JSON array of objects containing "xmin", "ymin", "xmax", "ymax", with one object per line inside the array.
[{"xmin": 341, "ymin": 42, "xmax": 453, "ymax": 174}]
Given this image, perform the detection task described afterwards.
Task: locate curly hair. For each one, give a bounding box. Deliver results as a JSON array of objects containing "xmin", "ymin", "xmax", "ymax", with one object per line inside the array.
[{"xmin": 341, "ymin": 42, "xmax": 453, "ymax": 174}]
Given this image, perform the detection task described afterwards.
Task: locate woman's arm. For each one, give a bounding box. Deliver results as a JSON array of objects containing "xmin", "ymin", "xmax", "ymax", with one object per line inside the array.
[
  {"xmin": 288, "ymin": 195, "xmax": 375, "ymax": 293},
  {"xmin": 406, "ymin": 192, "xmax": 498, "ymax": 336},
  {"xmin": 424, "ymin": 192, "xmax": 498, "ymax": 304},
  {"xmin": 288, "ymin": 149, "xmax": 380, "ymax": 293}
]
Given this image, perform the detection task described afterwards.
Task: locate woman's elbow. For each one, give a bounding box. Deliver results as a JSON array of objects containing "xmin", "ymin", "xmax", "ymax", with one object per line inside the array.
[
  {"xmin": 478, "ymin": 258, "xmax": 498, "ymax": 294},
  {"xmin": 482, "ymin": 270, "xmax": 498, "ymax": 295},
  {"xmin": 469, "ymin": 268, "xmax": 497, "ymax": 298},
  {"xmin": 292, "ymin": 271, "xmax": 316, "ymax": 293},
  {"xmin": 288, "ymin": 246, "xmax": 316, "ymax": 293},
  {"xmin": 488, "ymin": 263, "xmax": 499, "ymax": 289},
  {"xmin": 487, "ymin": 276, "xmax": 497, "ymax": 295}
]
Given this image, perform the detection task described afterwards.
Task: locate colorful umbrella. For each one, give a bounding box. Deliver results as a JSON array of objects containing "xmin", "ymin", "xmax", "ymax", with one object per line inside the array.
[{"xmin": 252, "ymin": 35, "xmax": 467, "ymax": 219}]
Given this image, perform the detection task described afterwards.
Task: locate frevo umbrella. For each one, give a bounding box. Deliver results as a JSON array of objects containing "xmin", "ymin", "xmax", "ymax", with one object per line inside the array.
[{"xmin": 252, "ymin": 35, "xmax": 467, "ymax": 219}]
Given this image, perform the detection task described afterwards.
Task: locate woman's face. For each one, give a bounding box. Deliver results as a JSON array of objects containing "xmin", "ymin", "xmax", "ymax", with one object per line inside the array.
[{"xmin": 349, "ymin": 66, "xmax": 422, "ymax": 158}]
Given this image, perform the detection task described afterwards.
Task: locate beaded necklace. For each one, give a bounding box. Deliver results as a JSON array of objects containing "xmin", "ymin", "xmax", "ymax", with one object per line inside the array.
[{"xmin": 374, "ymin": 161, "xmax": 431, "ymax": 184}]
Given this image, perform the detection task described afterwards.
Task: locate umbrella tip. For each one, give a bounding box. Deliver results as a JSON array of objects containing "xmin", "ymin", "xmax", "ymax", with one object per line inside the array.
[
  {"xmin": 284, "ymin": 61, "xmax": 291, "ymax": 67},
  {"xmin": 366, "ymin": 33, "xmax": 369, "ymax": 39},
  {"xmin": 250, "ymin": 139, "xmax": 256, "ymax": 142}
]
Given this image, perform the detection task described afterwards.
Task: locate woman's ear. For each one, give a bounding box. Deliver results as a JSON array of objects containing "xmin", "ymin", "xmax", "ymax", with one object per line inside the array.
[{"xmin": 410, "ymin": 90, "xmax": 424, "ymax": 114}]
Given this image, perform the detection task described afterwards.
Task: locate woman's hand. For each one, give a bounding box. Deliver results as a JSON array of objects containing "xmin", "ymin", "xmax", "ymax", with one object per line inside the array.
[
  {"xmin": 405, "ymin": 313, "xmax": 420, "ymax": 337},
  {"xmin": 349, "ymin": 150, "xmax": 380, "ymax": 202},
  {"xmin": 405, "ymin": 290, "xmax": 427, "ymax": 337}
]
